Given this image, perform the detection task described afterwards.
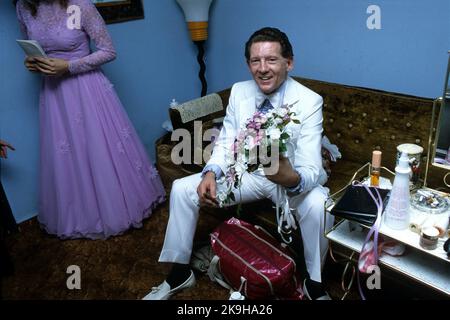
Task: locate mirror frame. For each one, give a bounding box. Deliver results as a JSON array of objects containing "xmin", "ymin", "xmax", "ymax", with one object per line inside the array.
[{"xmin": 428, "ymin": 51, "xmax": 450, "ymax": 172}]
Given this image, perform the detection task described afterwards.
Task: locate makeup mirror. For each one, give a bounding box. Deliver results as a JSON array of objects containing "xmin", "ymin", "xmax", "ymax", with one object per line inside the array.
[{"xmin": 430, "ymin": 51, "xmax": 450, "ymax": 171}]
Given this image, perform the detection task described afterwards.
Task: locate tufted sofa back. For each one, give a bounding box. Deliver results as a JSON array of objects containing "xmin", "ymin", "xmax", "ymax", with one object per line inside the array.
[
  {"xmin": 209, "ymin": 77, "xmax": 435, "ymax": 171},
  {"xmin": 156, "ymin": 77, "xmax": 446, "ymax": 249},
  {"xmin": 160, "ymin": 77, "xmax": 441, "ymax": 192},
  {"xmin": 296, "ymin": 77, "xmax": 434, "ymax": 170}
]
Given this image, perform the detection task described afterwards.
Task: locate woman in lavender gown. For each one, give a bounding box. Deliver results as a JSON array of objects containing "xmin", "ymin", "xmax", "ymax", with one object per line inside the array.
[{"xmin": 15, "ymin": 0, "xmax": 166, "ymax": 239}]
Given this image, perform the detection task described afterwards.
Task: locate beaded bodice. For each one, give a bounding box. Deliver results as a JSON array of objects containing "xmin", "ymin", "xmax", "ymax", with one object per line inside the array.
[{"xmin": 16, "ymin": 0, "xmax": 116, "ymax": 74}]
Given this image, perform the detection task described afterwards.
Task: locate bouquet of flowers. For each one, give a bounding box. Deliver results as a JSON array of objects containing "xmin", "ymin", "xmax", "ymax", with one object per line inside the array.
[{"xmin": 216, "ymin": 101, "xmax": 300, "ymax": 208}]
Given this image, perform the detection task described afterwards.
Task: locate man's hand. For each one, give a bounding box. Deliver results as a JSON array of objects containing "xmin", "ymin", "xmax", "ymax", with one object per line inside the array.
[
  {"xmin": 33, "ymin": 57, "xmax": 69, "ymax": 76},
  {"xmin": 197, "ymin": 171, "xmax": 219, "ymax": 208},
  {"xmin": 264, "ymin": 157, "xmax": 300, "ymax": 188},
  {"xmin": 0, "ymin": 140, "xmax": 15, "ymax": 159}
]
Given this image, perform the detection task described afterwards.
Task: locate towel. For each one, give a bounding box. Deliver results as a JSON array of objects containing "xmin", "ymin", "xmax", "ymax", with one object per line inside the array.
[
  {"xmin": 322, "ymin": 135, "xmax": 342, "ymax": 162},
  {"xmin": 173, "ymin": 93, "xmax": 223, "ymax": 124}
]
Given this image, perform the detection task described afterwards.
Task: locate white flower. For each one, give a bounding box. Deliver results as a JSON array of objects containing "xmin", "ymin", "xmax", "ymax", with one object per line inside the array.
[
  {"xmin": 268, "ymin": 127, "xmax": 281, "ymax": 140},
  {"xmin": 225, "ymin": 152, "xmax": 235, "ymax": 166},
  {"xmin": 234, "ymin": 161, "xmax": 247, "ymax": 177},
  {"xmin": 217, "ymin": 191, "xmax": 228, "ymax": 204},
  {"xmin": 217, "ymin": 101, "xmax": 300, "ymax": 208},
  {"xmin": 276, "ymin": 107, "xmax": 288, "ymax": 117},
  {"xmin": 265, "ymin": 110, "xmax": 274, "ymax": 118}
]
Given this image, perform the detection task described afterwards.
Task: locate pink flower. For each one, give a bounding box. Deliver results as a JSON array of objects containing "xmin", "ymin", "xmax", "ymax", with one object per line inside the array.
[
  {"xmin": 226, "ymin": 167, "xmax": 236, "ymax": 184},
  {"xmin": 218, "ymin": 101, "xmax": 300, "ymax": 208}
]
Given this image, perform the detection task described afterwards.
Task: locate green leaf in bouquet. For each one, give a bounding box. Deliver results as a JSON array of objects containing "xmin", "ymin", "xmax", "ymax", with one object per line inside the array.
[{"xmin": 280, "ymin": 132, "xmax": 290, "ymax": 140}]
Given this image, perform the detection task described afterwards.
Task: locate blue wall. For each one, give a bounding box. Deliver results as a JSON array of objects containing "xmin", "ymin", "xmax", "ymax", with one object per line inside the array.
[
  {"xmin": 0, "ymin": 0, "xmax": 204, "ymax": 222},
  {"xmin": 1, "ymin": 0, "xmax": 449, "ymax": 223},
  {"xmin": 207, "ymin": 0, "xmax": 450, "ymax": 97}
]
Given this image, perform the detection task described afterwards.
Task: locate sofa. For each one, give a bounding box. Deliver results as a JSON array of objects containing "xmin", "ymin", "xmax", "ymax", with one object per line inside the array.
[{"xmin": 155, "ymin": 77, "xmax": 447, "ymax": 249}]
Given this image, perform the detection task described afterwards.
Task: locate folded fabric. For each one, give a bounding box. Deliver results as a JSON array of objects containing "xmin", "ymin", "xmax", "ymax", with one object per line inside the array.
[
  {"xmin": 358, "ymin": 238, "xmax": 405, "ymax": 274},
  {"xmin": 321, "ymin": 135, "xmax": 341, "ymax": 162},
  {"xmin": 409, "ymin": 212, "xmax": 449, "ymax": 237},
  {"xmin": 190, "ymin": 245, "xmax": 214, "ymax": 273},
  {"xmin": 173, "ymin": 93, "xmax": 223, "ymax": 124}
]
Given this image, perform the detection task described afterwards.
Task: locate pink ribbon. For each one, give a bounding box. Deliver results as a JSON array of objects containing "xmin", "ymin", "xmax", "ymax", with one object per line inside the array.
[{"xmin": 351, "ymin": 181, "xmax": 384, "ymax": 300}]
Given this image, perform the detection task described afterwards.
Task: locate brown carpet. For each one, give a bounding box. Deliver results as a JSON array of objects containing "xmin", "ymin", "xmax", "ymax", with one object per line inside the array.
[
  {"xmin": 1, "ymin": 201, "xmax": 232, "ymax": 300},
  {"xmin": 2, "ymin": 201, "xmax": 440, "ymax": 300}
]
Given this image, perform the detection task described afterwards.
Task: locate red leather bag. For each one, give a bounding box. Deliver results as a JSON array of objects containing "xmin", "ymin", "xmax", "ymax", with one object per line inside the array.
[{"xmin": 209, "ymin": 217, "xmax": 303, "ymax": 300}]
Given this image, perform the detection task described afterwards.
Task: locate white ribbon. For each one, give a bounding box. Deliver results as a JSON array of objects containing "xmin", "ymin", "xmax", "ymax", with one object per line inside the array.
[{"xmin": 275, "ymin": 185, "xmax": 297, "ymax": 244}]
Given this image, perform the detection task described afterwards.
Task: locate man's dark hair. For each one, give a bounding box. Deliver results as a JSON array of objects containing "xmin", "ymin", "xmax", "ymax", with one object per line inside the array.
[{"xmin": 245, "ymin": 27, "xmax": 294, "ymax": 61}]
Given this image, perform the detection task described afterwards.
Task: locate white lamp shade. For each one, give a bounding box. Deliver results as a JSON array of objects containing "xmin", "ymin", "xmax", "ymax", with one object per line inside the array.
[
  {"xmin": 176, "ymin": 0, "xmax": 213, "ymax": 22},
  {"xmin": 176, "ymin": 0, "xmax": 213, "ymax": 41}
]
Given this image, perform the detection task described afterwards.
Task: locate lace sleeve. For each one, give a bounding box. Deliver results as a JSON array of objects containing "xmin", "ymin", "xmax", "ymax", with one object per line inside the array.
[
  {"xmin": 68, "ymin": 0, "xmax": 116, "ymax": 74},
  {"xmin": 16, "ymin": 1, "xmax": 28, "ymax": 38}
]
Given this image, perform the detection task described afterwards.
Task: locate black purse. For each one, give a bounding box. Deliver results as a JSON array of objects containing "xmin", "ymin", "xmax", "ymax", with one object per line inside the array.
[{"xmin": 330, "ymin": 184, "xmax": 390, "ymax": 226}]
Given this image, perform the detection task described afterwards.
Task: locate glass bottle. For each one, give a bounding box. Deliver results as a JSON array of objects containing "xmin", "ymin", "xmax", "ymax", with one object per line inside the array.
[{"xmin": 370, "ymin": 150, "xmax": 382, "ymax": 187}]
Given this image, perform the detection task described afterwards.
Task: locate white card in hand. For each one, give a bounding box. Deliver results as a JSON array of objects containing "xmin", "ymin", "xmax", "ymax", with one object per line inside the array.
[{"xmin": 16, "ymin": 39, "xmax": 47, "ymax": 58}]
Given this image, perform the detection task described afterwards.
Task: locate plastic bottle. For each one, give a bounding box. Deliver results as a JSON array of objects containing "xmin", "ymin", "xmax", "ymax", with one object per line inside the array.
[
  {"xmin": 229, "ymin": 291, "xmax": 245, "ymax": 300},
  {"xmin": 384, "ymin": 151, "xmax": 411, "ymax": 229},
  {"xmin": 370, "ymin": 150, "xmax": 382, "ymax": 187},
  {"xmin": 162, "ymin": 99, "xmax": 178, "ymax": 132},
  {"xmin": 169, "ymin": 98, "xmax": 179, "ymax": 109}
]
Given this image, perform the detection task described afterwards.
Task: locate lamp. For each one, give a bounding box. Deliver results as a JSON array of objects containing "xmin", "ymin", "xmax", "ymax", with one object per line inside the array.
[{"xmin": 176, "ymin": 0, "xmax": 213, "ymax": 97}]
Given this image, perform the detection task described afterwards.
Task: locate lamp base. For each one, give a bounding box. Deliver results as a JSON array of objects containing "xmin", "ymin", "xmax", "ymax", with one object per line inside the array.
[{"xmin": 188, "ymin": 21, "xmax": 208, "ymax": 42}]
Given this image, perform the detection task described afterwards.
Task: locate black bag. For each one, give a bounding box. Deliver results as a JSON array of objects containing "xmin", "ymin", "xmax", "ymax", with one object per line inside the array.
[{"xmin": 330, "ymin": 185, "xmax": 390, "ymax": 226}]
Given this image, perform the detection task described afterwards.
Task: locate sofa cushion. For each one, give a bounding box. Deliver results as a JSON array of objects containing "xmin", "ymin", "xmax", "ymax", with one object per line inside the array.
[{"xmin": 169, "ymin": 93, "xmax": 227, "ymax": 131}]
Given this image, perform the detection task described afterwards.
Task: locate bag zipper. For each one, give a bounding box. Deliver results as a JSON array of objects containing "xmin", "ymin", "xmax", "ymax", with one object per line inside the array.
[
  {"xmin": 236, "ymin": 223, "xmax": 298, "ymax": 289},
  {"xmin": 210, "ymin": 233, "xmax": 275, "ymax": 296}
]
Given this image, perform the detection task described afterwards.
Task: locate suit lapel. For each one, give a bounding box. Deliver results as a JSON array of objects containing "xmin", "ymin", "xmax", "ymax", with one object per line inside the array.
[
  {"xmin": 238, "ymin": 96, "xmax": 257, "ymax": 126},
  {"xmin": 283, "ymin": 77, "xmax": 300, "ymax": 109}
]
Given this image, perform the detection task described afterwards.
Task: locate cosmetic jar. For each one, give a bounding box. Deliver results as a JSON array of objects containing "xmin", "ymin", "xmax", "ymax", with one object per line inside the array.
[{"xmin": 419, "ymin": 227, "xmax": 439, "ymax": 250}]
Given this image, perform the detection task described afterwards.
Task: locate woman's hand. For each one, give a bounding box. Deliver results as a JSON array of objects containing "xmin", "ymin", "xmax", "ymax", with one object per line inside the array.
[
  {"xmin": 24, "ymin": 56, "xmax": 39, "ymax": 73},
  {"xmin": 0, "ymin": 140, "xmax": 15, "ymax": 159},
  {"xmin": 33, "ymin": 57, "xmax": 69, "ymax": 76}
]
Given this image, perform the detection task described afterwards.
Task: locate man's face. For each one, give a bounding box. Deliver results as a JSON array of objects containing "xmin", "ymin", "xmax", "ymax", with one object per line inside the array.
[{"xmin": 248, "ymin": 41, "xmax": 293, "ymax": 95}]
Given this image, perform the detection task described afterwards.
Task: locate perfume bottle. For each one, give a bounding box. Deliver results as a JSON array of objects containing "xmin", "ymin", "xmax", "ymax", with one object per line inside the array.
[
  {"xmin": 384, "ymin": 152, "xmax": 411, "ymax": 230},
  {"xmin": 370, "ymin": 150, "xmax": 382, "ymax": 187}
]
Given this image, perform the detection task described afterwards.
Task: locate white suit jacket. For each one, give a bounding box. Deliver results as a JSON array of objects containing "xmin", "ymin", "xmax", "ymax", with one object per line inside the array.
[{"xmin": 207, "ymin": 77, "xmax": 327, "ymax": 193}]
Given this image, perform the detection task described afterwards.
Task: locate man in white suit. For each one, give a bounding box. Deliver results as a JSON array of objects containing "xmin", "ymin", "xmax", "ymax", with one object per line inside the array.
[{"xmin": 144, "ymin": 27, "xmax": 333, "ymax": 300}]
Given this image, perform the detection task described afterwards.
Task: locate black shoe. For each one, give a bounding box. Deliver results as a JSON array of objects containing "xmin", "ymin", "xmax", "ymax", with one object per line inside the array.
[{"xmin": 303, "ymin": 278, "xmax": 331, "ymax": 300}]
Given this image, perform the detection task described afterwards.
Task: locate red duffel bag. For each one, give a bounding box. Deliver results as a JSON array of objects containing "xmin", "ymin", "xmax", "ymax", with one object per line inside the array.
[{"xmin": 209, "ymin": 217, "xmax": 303, "ymax": 300}]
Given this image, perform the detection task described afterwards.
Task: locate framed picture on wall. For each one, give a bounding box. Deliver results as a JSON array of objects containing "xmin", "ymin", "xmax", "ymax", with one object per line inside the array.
[{"xmin": 92, "ymin": 0, "xmax": 144, "ymax": 24}]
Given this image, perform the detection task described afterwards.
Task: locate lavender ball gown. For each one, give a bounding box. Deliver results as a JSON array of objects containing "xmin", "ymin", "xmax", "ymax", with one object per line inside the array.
[{"xmin": 16, "ymin": 0, "xmax": 165, "ymax": 239}]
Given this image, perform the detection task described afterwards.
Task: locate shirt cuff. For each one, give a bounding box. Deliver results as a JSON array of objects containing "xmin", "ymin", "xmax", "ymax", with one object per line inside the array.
[
  {"xmin": 201, "ymin": 164, "xmax": 223, "ymax": 179},
  {"xmin": 285, "ymin": 171, "xmax": 304, "ymax": 196}
]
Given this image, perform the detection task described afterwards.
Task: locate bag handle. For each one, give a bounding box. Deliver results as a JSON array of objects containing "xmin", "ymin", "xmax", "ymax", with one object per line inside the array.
[
  {"xmin": 207, "ymin": 255, "xmax": 249, "ymax": 298},
  {"xmin": 207, "ymin": 255, "xmax": 232, "ymax": 291}
]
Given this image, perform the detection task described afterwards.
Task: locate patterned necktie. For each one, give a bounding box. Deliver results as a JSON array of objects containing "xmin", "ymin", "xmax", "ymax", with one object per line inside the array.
[{"xmin": 258, "ymin": 98, "xmax": 274, "ymax": 114}]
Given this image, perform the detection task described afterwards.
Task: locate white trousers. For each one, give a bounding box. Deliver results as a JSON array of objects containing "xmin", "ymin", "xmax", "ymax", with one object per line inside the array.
[{"xmin": 158, "ymin": 172, "xmax": 334, "ymax": 283}]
